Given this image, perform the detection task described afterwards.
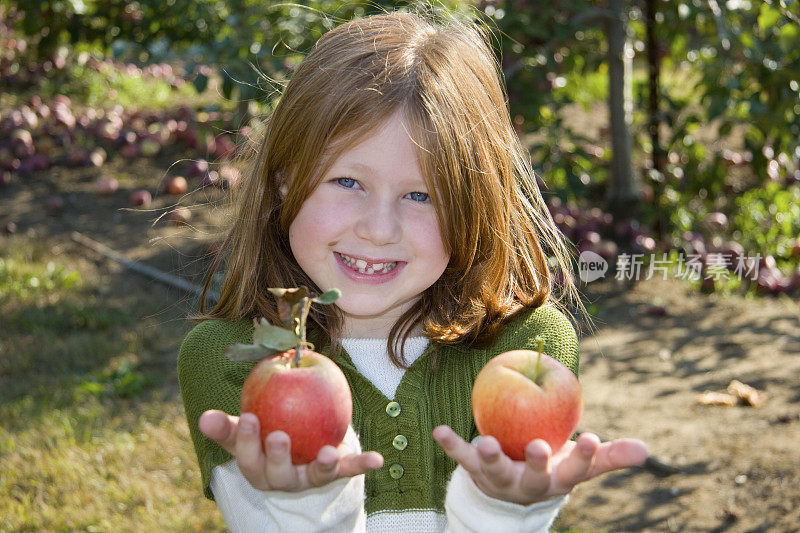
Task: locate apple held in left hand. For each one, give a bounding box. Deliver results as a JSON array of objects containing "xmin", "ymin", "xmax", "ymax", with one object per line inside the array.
[
  {"xmin": 433, "ymin": 339, "xmax": 646, "ymax": 506},
  {"xmin": 471, "ymin": 344, "xmax": 582, "ymax": 459}
]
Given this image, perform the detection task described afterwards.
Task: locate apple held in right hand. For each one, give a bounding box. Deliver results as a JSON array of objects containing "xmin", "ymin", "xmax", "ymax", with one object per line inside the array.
[
  {"xmin": 472, "ymin": 346, "xmax": 582, "ymax": 459},
  {"xmin": 240, "ymin": 347, "xmax": 352, "ymax": 465},
  {"xmin": 226, "ymin": 286, "xmax": 352, "ymax": 465}
]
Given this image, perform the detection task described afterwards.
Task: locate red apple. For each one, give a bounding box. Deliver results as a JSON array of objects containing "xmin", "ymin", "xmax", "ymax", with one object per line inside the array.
[
  {"xmin": 218, "ymin": 164, "xmax": 241, "ymax": 189},
  {"xmin": 67, "ymin": 146, "xmax": 87, "ymax": 166},
  {"xmin": 88, "ymin": 147, "xmax": 107, "ymax": 167},
  {"xmin": 201, "ymin": 170, "xmax": 219, "ymax": 188},
  {"xmin": 188, "ymin": 158, "xmax": 209, "ymax": 177},
  {"xmin": 240, "ymin": 348, "xmax": 352, "ymax": 465},
  {"xmin": 213, "ymin": 134, "xmax": 237, "ymax": 159},
  {"xmin": 168, "ymin": 206, "xmax": 192, "ymax": 225},
  {"xmin": 94, "ymin": 176, "xmax": 119, "ymax": 195},
  {"xmin": 129, "ymin": 189, "xmax": 152, "ymax": 207},
  {"xmin": 472, "ymin": 348, "xmax": 582, "ymax": 459},
  {"xmin": 791, "ymin": 238, "xmax": 800, "ymax": 259},
  {"xmin": 164, "ymin": 176, "xmax": 188, "ymax": 195},
  {"xmin": 120, "ymin": 143, "xmax": 140, "ymax": 159}
]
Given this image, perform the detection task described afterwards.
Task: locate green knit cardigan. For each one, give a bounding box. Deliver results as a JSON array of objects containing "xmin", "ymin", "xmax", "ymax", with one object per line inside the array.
[{"xmin": 177, "ymin": 304, "xmax": 579, "ymax": 516}]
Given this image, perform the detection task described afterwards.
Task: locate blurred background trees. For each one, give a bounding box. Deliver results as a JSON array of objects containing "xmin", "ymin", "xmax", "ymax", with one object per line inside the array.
[{"xmin": 3, "ymin": 0, "xmax": 800, "ymax": 291}]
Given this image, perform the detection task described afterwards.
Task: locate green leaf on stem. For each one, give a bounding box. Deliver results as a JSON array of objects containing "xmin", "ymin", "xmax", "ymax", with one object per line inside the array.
[
  {"xmin": 254, "ymin": 323, "xmax": 300, "ymax": 351},
  {"xmin": 313, "ymin": 288, "xmax": 341, "ymax": 305},
  {"xmin": 224, "ymin": 343, "xmax": 282, "ymax": 362}
]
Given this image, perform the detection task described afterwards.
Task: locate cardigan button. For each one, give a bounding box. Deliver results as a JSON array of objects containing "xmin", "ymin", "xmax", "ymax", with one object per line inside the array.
[
  {"xmin": 388, "ymin": 463, "xmax": 404, "ymax": 479},
  {"xmin": 392, "ymin": 435, "xmax": 408, "ymax": 451},
  {"xmin": 385, "ymin": 401, "xmax": 401, "ymax": 417}
]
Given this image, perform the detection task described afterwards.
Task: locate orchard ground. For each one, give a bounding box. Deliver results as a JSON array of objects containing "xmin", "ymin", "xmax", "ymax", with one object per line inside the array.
[{"xmin": 1, "ymin": 152, "xmax": 799, "ymax": 532}]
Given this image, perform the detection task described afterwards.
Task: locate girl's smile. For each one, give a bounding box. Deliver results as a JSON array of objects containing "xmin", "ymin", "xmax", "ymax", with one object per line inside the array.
[
  {"xmin": 288, "ymin": 111, "xmax": 450, "ymax": 338},
  {"xmin": 334, "ymin": 252, "xmax": 404, "ymax": 280}
]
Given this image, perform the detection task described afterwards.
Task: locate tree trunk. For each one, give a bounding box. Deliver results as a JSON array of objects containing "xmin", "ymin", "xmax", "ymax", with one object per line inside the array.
[
  {"xmin": 645, "ymin": 0, "xmax": 666, "ymax": 240},
  {"xmin": 605, "ymin": 0, "xmax": 639, "ymax": 222}
]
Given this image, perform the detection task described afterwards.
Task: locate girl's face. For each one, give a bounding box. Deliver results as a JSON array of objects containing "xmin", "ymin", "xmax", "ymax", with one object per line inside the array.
[{"xmin": 288, "ymin": 112, "xmax": 450, "ymax": 338}]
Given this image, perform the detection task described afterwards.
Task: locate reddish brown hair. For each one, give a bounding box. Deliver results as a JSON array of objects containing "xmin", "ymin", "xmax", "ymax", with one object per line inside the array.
[{"xmin": 197, "ymin": 9, "xmax": 582, "ymax": 367}]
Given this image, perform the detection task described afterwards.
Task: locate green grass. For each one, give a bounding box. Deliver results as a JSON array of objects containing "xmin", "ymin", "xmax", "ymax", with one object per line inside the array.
[
  {"xmin": 0, "ymin": 52, "xmax": 227, "ymax": 114},
  {"xmin": 0, "ymin": 239, "xmax": 224, "ymax": 531},
  {"xmin": 40, "ymin": 62, "xmax": 201, "ymax": 111}
]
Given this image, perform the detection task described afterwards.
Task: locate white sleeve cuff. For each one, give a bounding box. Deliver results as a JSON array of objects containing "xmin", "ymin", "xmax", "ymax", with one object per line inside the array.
[
  {"xmin": 210, "ymin": 425, "xmax": 367, "ymax": 533},
  {"xmin": 260, "ymin": 475, "xmax": 365, "ymax": 532},
  {"xmin": 444, "ymin": 465, "xmax": 568, "ymax": 533}
]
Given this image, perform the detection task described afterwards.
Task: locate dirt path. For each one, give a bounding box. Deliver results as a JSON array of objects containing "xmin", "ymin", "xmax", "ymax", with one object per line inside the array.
[
  {"xmin": 561, "ymin": 278, "xmax": 800, "ymax": 532},
  {"xmin": 3, "ymin": 162, "xmax": 799, "ymax": 532}
]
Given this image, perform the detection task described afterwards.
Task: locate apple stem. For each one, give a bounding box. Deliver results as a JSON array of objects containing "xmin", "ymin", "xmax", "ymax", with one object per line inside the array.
[
  {"xmin": 535, "ymin": 338, "xmax": 543, "ymax": 380},
  {"xmin": 294, "ymin": 297, "xmax": 313, "ymax": 367}
]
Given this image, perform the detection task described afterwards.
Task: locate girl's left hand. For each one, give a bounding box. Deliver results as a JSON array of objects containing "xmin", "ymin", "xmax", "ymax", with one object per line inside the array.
[{"xmin": 432, "ymin": 425, "xmax": 647, "ymax": 505}]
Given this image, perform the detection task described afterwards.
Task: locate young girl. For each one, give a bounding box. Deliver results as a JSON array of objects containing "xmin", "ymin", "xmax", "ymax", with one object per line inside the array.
[{"xmin": 178, "ymin": 9, "xmax": 647, "ymax": 532}]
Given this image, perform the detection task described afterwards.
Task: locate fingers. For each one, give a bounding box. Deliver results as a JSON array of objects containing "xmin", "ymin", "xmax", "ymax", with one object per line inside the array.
[
  {"xmin": 432, "ymin": 425, "xmax": 481, "ymax": 472},
  {"xmin": 475, "ymin": 436, "xmax": 515, "ymax": 488},
  {"xmin": 305, "ymin": 445, "xmax": 341, "ymax": 487},
  {"xmin": 553, "ymin": 433, "xmax": 600, "ymax": 489},
  {"xmin": 434, "ymin": 426, "xmax": 519, "ymax": 494},
  {"xmin": 518, "ymin": 439, "xmax": 552, "ymax": 495},
  {"xmin": 198, "ymin": 410, "xmax": 239, "ymax": 454},
  {"xmin": 337, "ymin": 451, "xmax": 384, "ymax": 478},
  {"xmin": 589, "ymin": 438, "xmax": 648, "ymax": 477},
  {"xmin": 262, "ymin": 430, "xmax": 299, "ymax": 489},
  {"xmin": 233, "ymin": 413, "xmax": 269, "ymax": 489},
  {"xmin": 551, "ymin": 434, "xmax": 647, "ymax": 492}
]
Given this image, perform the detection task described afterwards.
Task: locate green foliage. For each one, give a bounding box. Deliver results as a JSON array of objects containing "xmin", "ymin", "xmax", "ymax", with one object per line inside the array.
[
  {"xmin": 733, "ymin": 182, "xmax": 800, "ymax": 266},
  {"xmin": 39, "ymin": 60, "xmax": 198, "ymax": 109},
  {"xmin": 7, "ymin": 0, "xmax": 800, "ymax": 259},
  {"xmin": 641, "ymin": 1, "xmax": 800, "ymax": 206},
  {"xmin": 490, "ymin": 0, "xmax": 608, "ymax": 201},
  {"xmin": 225, "ymin": 318, "xmax": 300, "ymax": 362}
]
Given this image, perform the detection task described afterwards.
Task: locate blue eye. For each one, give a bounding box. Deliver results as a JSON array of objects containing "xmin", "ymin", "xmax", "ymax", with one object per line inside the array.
[
  {"xmin": 406, "ymin": 191, "xmax": 430, "ymax": 202},
  {"xmin": 337, "ymin": 177, "xmax": 357, "ymax": 188}
]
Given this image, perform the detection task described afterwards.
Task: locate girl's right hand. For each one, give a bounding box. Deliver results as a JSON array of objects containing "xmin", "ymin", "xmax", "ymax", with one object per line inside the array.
[{"xmin": 199, "ymin": 409, "xmax": 384, "ymax": 492}]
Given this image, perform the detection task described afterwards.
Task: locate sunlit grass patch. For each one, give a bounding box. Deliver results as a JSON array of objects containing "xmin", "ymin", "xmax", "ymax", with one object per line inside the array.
[
  {"xmin": 0, "ymin": 238, "xmax": 223, "ymax": 530},
  {"xmin": 0, "ymin": 400, "xmax": 224, "ymax": 531}
]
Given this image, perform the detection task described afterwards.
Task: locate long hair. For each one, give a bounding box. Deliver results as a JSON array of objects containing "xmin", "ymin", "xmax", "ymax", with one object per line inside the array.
[{"xmin": 197, "ymin": 9, "xmax": 583, "ymax": 368}]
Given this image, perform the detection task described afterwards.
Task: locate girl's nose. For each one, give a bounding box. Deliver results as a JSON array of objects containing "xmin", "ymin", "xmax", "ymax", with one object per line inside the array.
[{"xmin": 354, "ymin": 197, "xmax": 402, "ymax": 245}]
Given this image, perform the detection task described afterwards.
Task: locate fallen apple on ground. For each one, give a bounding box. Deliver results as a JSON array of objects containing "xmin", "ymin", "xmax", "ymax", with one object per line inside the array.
[
  {"xmin": 164, "ymin": 175, "xmax": 188, "ymax": 195},
  {"xmin": 129, "ymin": 189, "xmax": 152, "ymax": 207},
  {"xmin": 226, "ymin": 287, "xmax": 350, "ymax": 464},
  {"xmin": 94, "ymin": 176, "xmax": 119, "ymax": 195},
  {"xmin": 472, "ymin": 342, "xmax": 582, "ymax": 459},
  {"xmin": 168, "ymin": 206, "xmax": 192, "ymax": 225}
]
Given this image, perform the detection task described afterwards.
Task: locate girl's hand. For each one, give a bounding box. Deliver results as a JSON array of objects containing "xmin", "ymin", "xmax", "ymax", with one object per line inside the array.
[
  {"xmin": 432, "ymin": 425, "xmax": 647, "ymax": 505},
  {"xmin": 199, "ymin": 409, "xmax": 384, "ymax": 492}
]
